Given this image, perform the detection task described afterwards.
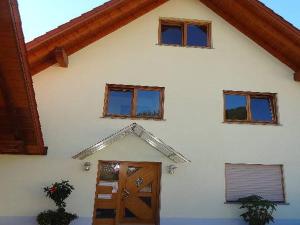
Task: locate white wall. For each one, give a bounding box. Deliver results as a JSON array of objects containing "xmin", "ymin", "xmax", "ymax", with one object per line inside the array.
[{"xmin": 1, "ymin": 0, "xmax": 300, "ymax": 223}]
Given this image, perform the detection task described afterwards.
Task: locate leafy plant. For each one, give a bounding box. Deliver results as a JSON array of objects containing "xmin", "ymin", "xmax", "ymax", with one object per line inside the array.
[
  {"xmin": 239, "ymin": 195, "xmax": 277, "ymax": 225},
  {"xmin": 44, "ymin": 180, "xmax": 74, "ymax": 208},
  {"xmin": 37, "ymin": 180, "xmax": 78, "ymax": 225},
  {"xmin": 37, "ymin": 208, "xmax": 77, "ymax": 225}
]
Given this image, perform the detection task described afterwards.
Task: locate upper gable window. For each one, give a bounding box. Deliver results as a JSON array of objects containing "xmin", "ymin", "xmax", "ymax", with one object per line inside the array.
[
  {"xmin": 103, "ymin": 84, "xmax": 164, "ymax": 120},
  {"xmin": 223, "ymin": 91, "xmax": 278, "ymax": 124},
  {"xmin": 159, "ymin": 19, "xmax": 211, "ymax": 48}
]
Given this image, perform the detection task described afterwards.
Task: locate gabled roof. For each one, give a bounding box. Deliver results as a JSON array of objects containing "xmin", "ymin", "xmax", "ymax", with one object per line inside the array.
[
  {"xmin": 26, "ymin": 0, "xmax": 300, "ymax": 80},
  {"xmin": 0, "ymin": 0, "xmax": 46, "ymax": 154},
  {"xmin": 73, "ymin": 123, "xmax": 191, "ymax": 163}
]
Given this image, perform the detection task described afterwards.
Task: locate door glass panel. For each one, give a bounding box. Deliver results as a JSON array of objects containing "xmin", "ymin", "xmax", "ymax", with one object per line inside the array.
[
  {"xmin": 96, "ymin": 209, "xmax": 116, "ymax": 219},
  {"xmin": 139, "ymin": 183, "xmax": 152, "ymax": 193},
  {"xmin": 124, "ymin": 208, "xmax": 136, "ymax": 218},
  {"xmin": 127, "ymin": 166, "xmax": 141, "ymax": 176},
  {"xmin": 139, "ymin": 197, "xmax": 152, "ymax": 207},
  {"xmin": 100, "ymin": 162, "xmax": 120, "ymax": 181},
  {"xmin": 97, "ymin": 194, "xmax": 113, "ymax": 200}
]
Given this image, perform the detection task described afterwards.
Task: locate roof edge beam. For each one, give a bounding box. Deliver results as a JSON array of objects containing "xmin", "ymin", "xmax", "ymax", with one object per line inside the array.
[
  {"xmin": 54, "ymin": 47, "xmax": 68, "ymax": 68},
  {"xmin": 294, "ymin": 71, "xmax": 300, "ymax": 81}
]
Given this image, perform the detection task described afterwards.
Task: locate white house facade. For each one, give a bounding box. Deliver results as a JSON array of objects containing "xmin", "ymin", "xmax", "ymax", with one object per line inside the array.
[{"xmin": 0, "ymin": 0, "xmax": 300, "ymax": 225}]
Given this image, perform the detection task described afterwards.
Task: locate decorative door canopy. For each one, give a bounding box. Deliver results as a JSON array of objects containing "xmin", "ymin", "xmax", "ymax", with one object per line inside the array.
[{"xmin": 72, "ymin": 123, "xmax": 190, "ymax": 163}]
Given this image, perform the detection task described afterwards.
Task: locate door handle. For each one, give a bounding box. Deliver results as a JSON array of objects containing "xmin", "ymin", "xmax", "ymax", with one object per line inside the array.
[{"xmin": 122, "ymin": 188, "xmax": 130, "ymax": 200}]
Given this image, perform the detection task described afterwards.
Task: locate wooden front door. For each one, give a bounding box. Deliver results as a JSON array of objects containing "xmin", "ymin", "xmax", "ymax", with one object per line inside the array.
[{"xmin": 93, "ymin": 161, "xmax": 161, "ymax": 225}]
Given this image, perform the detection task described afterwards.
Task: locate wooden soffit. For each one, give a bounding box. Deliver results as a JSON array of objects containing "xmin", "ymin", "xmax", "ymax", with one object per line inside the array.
[
  {"xmin": 199, "ymin": 0, "xmax": 300, "ymax": 79},
  {"xmin": 0, "ymin": 0, "xmax": 46, "ymax": 154},
  {"xmin": 26, "ymin": 0, "xmax": 168, "ymax": 75},
  {"xmin": 26, "ymin": 0, "xmax": 300, "ymax": 81}
]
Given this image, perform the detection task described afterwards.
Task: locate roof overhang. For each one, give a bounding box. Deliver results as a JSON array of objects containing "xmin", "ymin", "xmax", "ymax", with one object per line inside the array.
[
  {"xmin": 0, "ymin": 0, "xmax": 46, "ymax": 154},
  {"xmin": 26, "ymin": 0, "xmax": 168, "ymax": 75},
  {"xmin": 199, "ymin": 0, "xmax": 300, "ymax": 78},
  {"xmin": 73, "ymin": 123, "xmax": 191, "ymax": 163},
  {"xmin": 25, "ymin": 0, "xmax": 300, "ymax": 80}
]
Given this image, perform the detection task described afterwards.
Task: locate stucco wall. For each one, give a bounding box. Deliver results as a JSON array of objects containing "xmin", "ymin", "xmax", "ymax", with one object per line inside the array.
[{"xmin": 1, "ymin": 0, "xmax": 300, "ymax": 224}]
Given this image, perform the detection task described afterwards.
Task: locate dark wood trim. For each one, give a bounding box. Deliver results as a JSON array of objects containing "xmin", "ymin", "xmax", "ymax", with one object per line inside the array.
[
  {"xmin": 0, "ymin": 73, "xmax": 23, "ymax": 142},
  {"xmin": 280, "ymin": 165, "xmax": 287, "ymax": 203},
  {"xmin": 27, "ymin": 0, "xmax": 168, "ymax": 75},
  {"xmin": 155, "ymin": 162, "xmax": 162, "ymax": 225},
  {"xmin": 294, "ymin": 71, "xmax": 300, "ymax": 81},
  {"xmin": 26, "ymin": 0, "xmax": 300, "ymax": 76},
  {"xmin": 158, "ymin": 18, "xmax": 212, "ymax": 48},
  {"xmin": 54, "ymin": 47, "xmax": 68, "ymax": 67},
  {"xmin": 103, "ymin": 84, "xmax": 165, "ymax": 120},
  {"xmin": 0, "ymin": 0, "xmax": 46, "ymax": 154},
  {"xmin": 199, "ymin": 0, "xmax": 300, "ymax": 73},
  {"xmin": 223, "ymin": 90, "xmax": 279, "ymax": 125}
]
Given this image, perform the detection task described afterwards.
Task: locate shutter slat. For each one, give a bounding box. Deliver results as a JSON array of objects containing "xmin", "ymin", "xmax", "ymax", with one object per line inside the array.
[{"xmin": 225, "ymin": 164, "xmax": 285, "ymax": 202}]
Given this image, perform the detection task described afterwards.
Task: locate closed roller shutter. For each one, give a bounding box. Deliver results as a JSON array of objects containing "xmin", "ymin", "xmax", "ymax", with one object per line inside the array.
[{"xmin": 225, "ymin": 164, "xmax": 285, "ymax": 202}]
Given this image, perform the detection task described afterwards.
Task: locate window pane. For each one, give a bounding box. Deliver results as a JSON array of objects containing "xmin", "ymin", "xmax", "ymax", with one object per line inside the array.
[
  {"xmin": 107, "ymin": 90, "xmax": 132, "ymax": 116},
  {"xmin": 187, "ymin": 24, "xmax": 208, "ymax": 47},
  {"xmin": 96, "ymin": 209, "xmax": 116, "ymax": 219},
  {"xmin": 137, "ymin": 90, "xmax": 160, "ymax": 117},
  {"xmin": 161, "ymin": 24, "xmax": 183, "ymax": 45},
  {"xmin": 250, "ymin": 97, "xmax": 273, "ymax": 122},
  {"xmin": 225, "ymin": 94, "xmax": 247, "ymax": 120}
]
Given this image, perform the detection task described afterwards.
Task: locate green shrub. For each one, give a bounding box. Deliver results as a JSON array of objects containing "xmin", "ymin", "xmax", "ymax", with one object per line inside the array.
[
  {"xmin": 239, "ymin": 195, "xmax": 277, "ymax": 225},
  {"xmin": 37, "ymin": 208, "xmax": 77, "ymax": 225},
  {"xmin": 37, "ymin": 180, "xmax": 78, "ymax": 225}
]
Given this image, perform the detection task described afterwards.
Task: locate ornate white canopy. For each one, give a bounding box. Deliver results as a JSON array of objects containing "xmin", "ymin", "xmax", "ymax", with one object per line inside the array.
[{"xmin": 72, "ymin": 123, "xmax": 190, "ymax": 163}]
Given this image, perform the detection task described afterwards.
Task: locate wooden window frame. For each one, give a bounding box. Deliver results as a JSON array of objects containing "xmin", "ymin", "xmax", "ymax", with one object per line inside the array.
[
  {"xmin": 224, "ymin": 163, "xmax": 286, "ymax": 204},
  {"xmin": 223, "ymin": 90, "xmax": 278, "ymax": 125},
  {"xmin": 158, "ymin": 18, "xmax": 212, "ymax": 48},
  {"xmin": 103, "ymin": 84, "xmax": 165, "ymax": 120}
]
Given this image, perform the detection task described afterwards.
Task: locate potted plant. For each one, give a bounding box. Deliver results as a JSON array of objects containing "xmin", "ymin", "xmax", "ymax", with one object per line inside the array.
[
  {"xmin": 37, "ymin": 180, "xmax": 78, "ymax": 225},
  {"xmin": 239, "ymin": 195, "xmax": 277, "ymax": 225}
]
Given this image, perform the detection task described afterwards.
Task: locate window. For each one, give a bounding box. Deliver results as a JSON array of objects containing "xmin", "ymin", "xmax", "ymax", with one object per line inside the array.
[
  {"xmin": 225, "ymin": 164, "xmax": 286, "ymax": 203},
  {"xmin": 223, "ymin": 91, "xmax": 278, "ymax": 124},
  {"xmin": 103, "ymin": 84, "xmax": 164, "ymax": 119},
  {"xmin": 159, "ymin": 19, "xmax": 211, "ymax": 48}
]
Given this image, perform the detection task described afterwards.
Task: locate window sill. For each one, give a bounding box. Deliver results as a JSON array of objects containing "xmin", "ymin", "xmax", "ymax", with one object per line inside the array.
[
  {"xmin": 223, "ymin": 121, "xmax": 282, "ymax": 126},
  {"xmin": 156, "ymin": 43, "xmax": 214, "ymax": 49},
  {"xmin": 224, "ymin": 201, "xmax": 289, "ymax": 205},
  {"xmin": 100, "ymin": 116, "xmax": 166, "ymax": 121}
]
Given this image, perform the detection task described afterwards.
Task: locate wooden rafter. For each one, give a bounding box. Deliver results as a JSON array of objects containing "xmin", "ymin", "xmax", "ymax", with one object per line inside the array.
[
  {"xmin": 0, "ymin": 73, "xmax": 23, "ymax": 141},
  {"xmin": 54, "ymin": 47, "xmax": 68, "ymax": 67},
  {"xmin": 295, "ymin": 71, "xmax": 300, "ymax": 81},
  {"xmin": 26, "ymin": 0, "xmax": 300, "ymax": 82},
  {"xmin": 0, "ymin": 0, "xmax": 46, "ymax": 154}
]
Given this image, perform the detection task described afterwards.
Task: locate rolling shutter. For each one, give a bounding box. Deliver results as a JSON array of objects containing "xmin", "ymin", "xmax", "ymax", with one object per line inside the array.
[{"xmin": 225, "ymin": 164, "xmax": 285, "ymax": 202}]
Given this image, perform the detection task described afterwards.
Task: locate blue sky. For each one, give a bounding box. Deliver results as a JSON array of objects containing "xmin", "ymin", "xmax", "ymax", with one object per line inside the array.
[{"xmin": 18, "ymin": 0, "xmax": 300, "ymax": 42}]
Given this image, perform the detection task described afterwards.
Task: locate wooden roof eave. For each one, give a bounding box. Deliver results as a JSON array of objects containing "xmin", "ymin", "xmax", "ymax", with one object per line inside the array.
[
  {"xmin": 26, "ymin": 0, "xmax": 168, "ymax": 75},
  {"xmin": 26, "ymin": 0, "xmax": 300, "ymax": 80},
  {"xmin": 0, "ymin": 0, "xmax": 46, "ymax": 155},
  {"xmin": 199, "ymin": 0, "xmax": 300, "ymax": 74}
]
